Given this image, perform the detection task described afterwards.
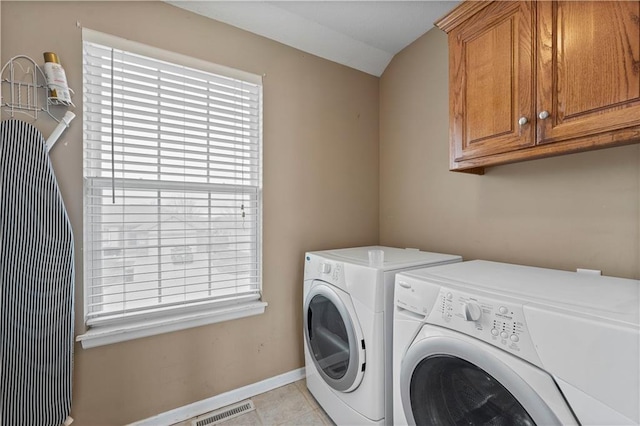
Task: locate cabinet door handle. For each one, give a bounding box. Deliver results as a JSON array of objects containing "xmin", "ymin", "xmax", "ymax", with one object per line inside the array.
[
  {"xmin": 518, "ymin": 116, "xmax": 528, "ymax": 126},
  {"xmin": 538, "ymin": 110, "xmax": 550, "ymax": 120}
]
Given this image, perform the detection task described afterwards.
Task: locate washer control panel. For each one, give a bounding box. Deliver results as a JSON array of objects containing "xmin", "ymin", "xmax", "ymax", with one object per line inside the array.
[{"xmin": 429, "ymin": 287, "xmax": 541, "ymax": 366}]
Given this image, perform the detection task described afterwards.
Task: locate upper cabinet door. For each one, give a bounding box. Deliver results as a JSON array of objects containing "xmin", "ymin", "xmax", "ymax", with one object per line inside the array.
[
  {"xmin": 537, "ymin": 1, "xmax": 640, "ymax": 144},
  {"xmin": 449, "ymin": 1, "xmax": 535, "ymax": 165}
]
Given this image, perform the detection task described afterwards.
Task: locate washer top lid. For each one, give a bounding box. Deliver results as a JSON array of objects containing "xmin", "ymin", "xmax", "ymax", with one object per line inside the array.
[
  {"xmin": 309, "ymin": 246, "xmax": 462, "ymax": 271},
  {"xmin": 401, "ymin": 260, "xmax": 639, "ymax": 326}
]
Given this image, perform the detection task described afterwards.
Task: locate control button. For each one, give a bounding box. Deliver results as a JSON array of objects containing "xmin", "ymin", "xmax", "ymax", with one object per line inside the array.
[
  {"xmin": 500, "ymin": 331, "xmax": 509, "ymax": 339},
  {"xmin": 499, "ymin": 306, "xmax": 509, "ymax": 314},
  {"xmin": 462, "ymin": 302, "xmax": 482, "ymax": 321},
  {"xmin": 510, "ymin": 334, "xmax": 520, "ymax": 342},
  {"xmin": 491, "ymin": 328, "xmax": 499, "ymax": 336},
  {"xmin": 320, "ymin": 263, "xmax": 331, "ymax": 274},
  {"xmin": 446, "ymin": 292, "xmax": 453, "ymax": 300}
]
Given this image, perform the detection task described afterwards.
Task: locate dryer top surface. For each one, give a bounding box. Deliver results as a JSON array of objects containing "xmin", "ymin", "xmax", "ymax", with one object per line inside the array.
[
  {"xmin": 400, "ymin": 260, "xmax": 639, "ymax": 326},
  {"xmin": 309, "ymin": 246, "xmax": 461, "ymax": 271}
]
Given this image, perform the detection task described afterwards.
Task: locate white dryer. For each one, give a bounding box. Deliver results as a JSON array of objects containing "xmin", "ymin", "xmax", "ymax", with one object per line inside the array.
[
  {"xmin": 393, "ymin": 260, "xmax": 640, "ymax": 426},
  {"xmin": 303, "ymin": 246, "xmax": 461, "ymax": 425}
]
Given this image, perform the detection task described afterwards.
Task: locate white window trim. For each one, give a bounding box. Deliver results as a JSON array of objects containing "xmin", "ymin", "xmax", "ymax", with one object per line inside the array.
[
  {"xmin": 76, "ymin": 301, "xmax": 267, "ymax": 349},
  {"xmin": 79, "ymin": 28, "xmax": 265, "ymax": 348}
]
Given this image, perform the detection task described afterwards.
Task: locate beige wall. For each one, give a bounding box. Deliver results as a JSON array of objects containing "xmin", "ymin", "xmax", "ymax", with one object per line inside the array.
[
  {"xmin": 2, "ymin": 2, "xmax": 379, "ymax": 424},
  {"xmin": 380, "ymin": 28, "xmax": 640, "ymax": 280}
]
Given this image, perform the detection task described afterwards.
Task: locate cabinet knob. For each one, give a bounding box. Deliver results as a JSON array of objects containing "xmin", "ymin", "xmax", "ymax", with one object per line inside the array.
[
  {"xmin": 518, "ymin": 116, "xmax": 528, "ymax": 126},
  {"xmin": 538, "ymin": 110, "xmax": 550, "ymax": 120}
]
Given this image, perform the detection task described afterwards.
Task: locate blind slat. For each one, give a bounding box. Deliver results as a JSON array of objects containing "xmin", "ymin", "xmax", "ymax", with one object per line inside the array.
[
  {"xmin": 87, "ymin": 256, "xmax": 259, "ymax": 274},
  {"xmin": 84, "ymin": 92, "xmax": 259, "ymax": 130},
  {"xmin": 84, "ymin": 85, "xmax": 259, "ymax": 124},
  {"xmin": 84, "ymin": 74, "xmax": 260, "ymax": 114},
  {"xmin": 83, "ymin": 116, "xmax": 259, "ymax": 141},
  {"xmin": 84, "ymin": 43, "xmax": 261, "ymax": 95},
  {"xmin": 89, "ymin": 269, "xmax": 260, "ymax": 287},
  {"xmin": 84, "ymin": 156, "xmax": 259, "ymax": 176},
  {"xmin": 83, "ymin": 66, "xmax": 261, "ymax": 108},
  {"xmin": 84, "ymin": 134, "xmax": 258, "ymax": 156},
  {"xmin": 86, "ymin": 176, "xmax": 259, "ymax": 193},
  {"xmin": 84, "ymin": 130, "xmax": 259, "ymax": 153},
  {"xmin": 86, "ymin": 240, "xmax": 258, "ymax": 254}
]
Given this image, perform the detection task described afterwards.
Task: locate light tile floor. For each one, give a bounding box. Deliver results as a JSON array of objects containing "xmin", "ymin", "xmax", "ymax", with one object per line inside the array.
[{"xmin": 173, "ymin": 380, "xmax": 335, "ymax": 426}]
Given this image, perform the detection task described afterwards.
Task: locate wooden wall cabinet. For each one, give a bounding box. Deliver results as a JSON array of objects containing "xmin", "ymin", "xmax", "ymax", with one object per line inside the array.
[{"xmin": 437, "ymin": 1, "xmax": 640, "ymax": 174}]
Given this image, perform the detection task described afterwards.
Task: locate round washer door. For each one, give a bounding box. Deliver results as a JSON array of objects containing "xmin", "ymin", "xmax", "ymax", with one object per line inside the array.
[
  {"xmin": 400, "ymin": 333, "xmax": 565, "ymax": 426},
  {"xmin": 304, "ymin": 281, "xmax": 365, "ymax": 392}
]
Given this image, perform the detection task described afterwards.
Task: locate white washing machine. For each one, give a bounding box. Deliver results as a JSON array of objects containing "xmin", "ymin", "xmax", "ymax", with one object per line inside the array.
[
  {"xmin": 393, "ymin": 260, "xmax": 640, "ymax": 426},
  {"xmin": 303, "ymin": 246, "xmax": 462, "ymax": 425}
]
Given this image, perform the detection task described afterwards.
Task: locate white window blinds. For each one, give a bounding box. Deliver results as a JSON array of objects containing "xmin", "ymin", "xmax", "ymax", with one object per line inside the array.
[{"xmin": 82, "ymin": 33, "xmax": 262, "ymax": 327}]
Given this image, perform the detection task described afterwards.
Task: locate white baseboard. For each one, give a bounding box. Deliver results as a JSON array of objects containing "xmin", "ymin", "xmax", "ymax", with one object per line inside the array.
[{"xmin": 128, "ymin": 368, "xmax": 306, "ymax": 426}]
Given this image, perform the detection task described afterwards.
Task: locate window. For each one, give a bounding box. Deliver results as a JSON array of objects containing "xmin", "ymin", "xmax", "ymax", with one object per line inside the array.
[{"xmin": 80, "ymin": 29, "xmax": 264, "ymax": 347}]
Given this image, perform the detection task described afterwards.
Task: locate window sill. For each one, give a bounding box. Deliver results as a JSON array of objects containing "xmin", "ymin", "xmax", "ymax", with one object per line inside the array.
[{"xmin": 76, "ymin": 301, "xmax": 268, "ymax": 349}]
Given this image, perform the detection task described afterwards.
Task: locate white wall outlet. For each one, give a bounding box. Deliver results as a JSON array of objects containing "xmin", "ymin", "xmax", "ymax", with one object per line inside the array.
[{"xmin": 576, "ymin": 268, "xmax": 602, "ymax": 276}]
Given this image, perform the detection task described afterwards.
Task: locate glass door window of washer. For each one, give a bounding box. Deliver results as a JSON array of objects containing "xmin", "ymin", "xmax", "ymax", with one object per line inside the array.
[{"xmin": 410, "ymin": 356, "xmax": 535, "ymax": 425}]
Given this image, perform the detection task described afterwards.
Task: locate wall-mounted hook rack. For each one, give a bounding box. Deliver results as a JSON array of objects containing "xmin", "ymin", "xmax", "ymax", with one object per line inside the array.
[{"xmin": 1, "ymin": 55, "xmax": 76, "ymax": 151}]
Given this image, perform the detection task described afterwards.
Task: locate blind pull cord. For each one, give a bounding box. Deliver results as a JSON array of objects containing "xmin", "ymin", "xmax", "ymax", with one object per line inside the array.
[{"xmin": 110, "ymin": 48, "xmax": 115, "ymax": 204}]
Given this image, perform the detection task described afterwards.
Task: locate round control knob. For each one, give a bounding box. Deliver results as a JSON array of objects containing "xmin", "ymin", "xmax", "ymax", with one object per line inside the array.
[
  {"xmin": 462, "ymin": 302, "xmax": 482, "ymax": 321},
  {"xmin": 491, "ymin": 328, "xmax": 499, "ymax": 336},
  {"xmin": 500, "ymin": 331, "xmax": 509, "ymax": 339},
  {"xmin": 499, "ymin": 306, "xmax": 508, "ymax": 314},
  {"xmin": 446, "ymin": 292, "xmax": 453, "ymax": 300},
  {"xmin": 510, "ymin": 334, "xmax": 520, "ymax": 342}
]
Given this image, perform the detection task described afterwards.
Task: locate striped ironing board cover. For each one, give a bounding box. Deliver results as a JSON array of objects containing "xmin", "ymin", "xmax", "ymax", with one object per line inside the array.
[{"xmin": 0, "ymin": 119, "xmax": 74, "ymax": 425}]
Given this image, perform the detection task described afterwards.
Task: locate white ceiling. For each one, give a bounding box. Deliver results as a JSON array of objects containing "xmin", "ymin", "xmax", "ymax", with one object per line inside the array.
[{"xmin": 166, "ymin": 1, "xmax": 460, "ymax": 76}]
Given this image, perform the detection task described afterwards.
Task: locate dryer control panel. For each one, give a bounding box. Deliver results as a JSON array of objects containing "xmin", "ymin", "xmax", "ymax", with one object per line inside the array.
[
  {"xmin": 304, "ymin": 254, "xmax": 346, "ymax": 288},
  {"xmin": 428, "ymin": 287, "xmax": 542, "ymax": 367}
]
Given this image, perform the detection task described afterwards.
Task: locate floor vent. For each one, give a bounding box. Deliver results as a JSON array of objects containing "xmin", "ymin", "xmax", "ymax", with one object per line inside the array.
[{"xmin": 191, "ymin": 400, "xmax": 255, "ymax": 426}]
